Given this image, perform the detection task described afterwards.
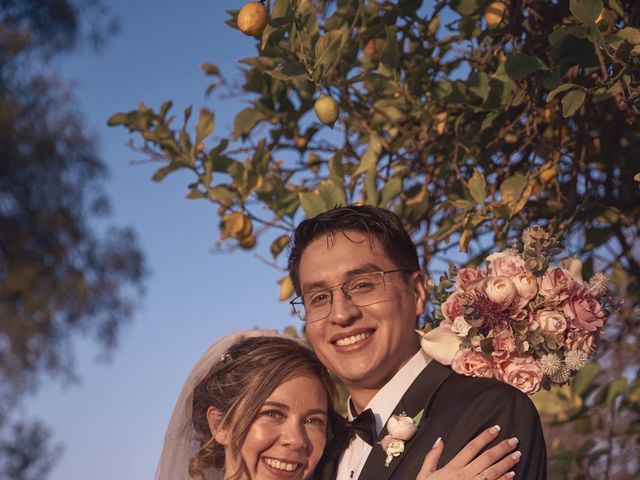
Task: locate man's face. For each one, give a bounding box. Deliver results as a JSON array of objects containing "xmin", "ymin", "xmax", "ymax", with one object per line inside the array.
[{"xmin": 298, "ymin": 230, "xmax": 427, "ymax": 393}]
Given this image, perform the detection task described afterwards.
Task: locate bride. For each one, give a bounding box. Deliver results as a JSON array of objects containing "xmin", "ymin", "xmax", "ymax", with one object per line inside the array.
[{"xmin": 156, "ymin": 330, "xmax": 520, "ymax": 480}]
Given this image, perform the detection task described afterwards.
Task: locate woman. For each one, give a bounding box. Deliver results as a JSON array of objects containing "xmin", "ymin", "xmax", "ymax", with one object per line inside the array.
[{"xmin": 156, "ymin": 330, "xmax": 521, "ymax": 480}]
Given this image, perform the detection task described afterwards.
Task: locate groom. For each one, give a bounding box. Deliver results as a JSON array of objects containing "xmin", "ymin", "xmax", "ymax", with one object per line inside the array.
[{"xmin": 287, "ymin": 205, "xmax": 547, "ymax": 479}]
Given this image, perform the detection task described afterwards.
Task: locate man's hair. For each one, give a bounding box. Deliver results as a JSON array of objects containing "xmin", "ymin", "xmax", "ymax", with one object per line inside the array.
[{"xmin": 287, "ymin": 205, "xmax": 420, "ymax": 294}]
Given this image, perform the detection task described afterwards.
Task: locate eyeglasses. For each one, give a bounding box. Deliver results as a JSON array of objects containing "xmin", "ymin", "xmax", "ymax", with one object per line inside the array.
[{"xmin": 290, "ymin": 269, "xmax": 406, "ymax": 324}]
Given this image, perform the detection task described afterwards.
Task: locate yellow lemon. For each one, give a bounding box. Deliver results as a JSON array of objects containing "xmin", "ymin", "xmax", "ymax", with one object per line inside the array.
[
  {"xmin": 314, "ymin": 95, "xmax": 339, "ymax": 126},
  {"xmin": 485, "ymin": 2, "xmax": 507, "ymax": 30},
  {"xmin": 237, "ymin": 2, "xmax": 268, "ymax": 37}
]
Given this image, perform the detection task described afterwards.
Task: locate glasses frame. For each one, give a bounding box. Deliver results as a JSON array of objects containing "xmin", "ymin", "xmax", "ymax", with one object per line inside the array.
[{"xmin": 290, "ymin": 269, "xmax": 407, "ymax": 323}]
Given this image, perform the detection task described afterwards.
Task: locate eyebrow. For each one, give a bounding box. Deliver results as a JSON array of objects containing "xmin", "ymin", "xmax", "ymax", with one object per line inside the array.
[
  {"xmin": 262, "ymin": 401, "xmax": 328, "ymax": 416},
  {"xmin": 301, "ymin": 262, "xmax": 384, "ymax": 293}
]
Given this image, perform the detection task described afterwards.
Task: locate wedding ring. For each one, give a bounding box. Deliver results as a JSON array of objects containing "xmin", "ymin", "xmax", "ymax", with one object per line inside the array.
[{"xmin": 479, "ymin": 473, "xmax": 488, "ymax": 480}]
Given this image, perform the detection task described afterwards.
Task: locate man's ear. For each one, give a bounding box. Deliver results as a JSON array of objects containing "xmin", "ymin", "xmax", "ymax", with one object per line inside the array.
[
  {"xmin": 207, "ymin": 407, "xmax": 229, "ymax": 446},
  {"xmin": 411, "ymin": 271, "xmax": 428, "ymax": 316}
]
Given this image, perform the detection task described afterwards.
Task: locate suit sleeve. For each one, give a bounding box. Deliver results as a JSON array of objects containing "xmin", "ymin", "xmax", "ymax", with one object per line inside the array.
[{"xmin": 436, "ymin": 380, "xmax": 547, "ymax": 480}]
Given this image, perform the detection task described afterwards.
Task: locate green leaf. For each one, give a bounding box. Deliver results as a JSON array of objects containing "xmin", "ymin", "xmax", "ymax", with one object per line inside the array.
[
  {"xmin": 353, "ymin": 135, "xmax": 382, "ymax": 177},
  {"xmin": 468, "ymin": 72, "xmax": 490, "ymax": 100},
  {"xmin": 299, "ymin": 191, "xmax": 328, "ymax": 217},
  {"xmin": 266, "ymin": 62, "xmax": 308, "ymax": 81},
  {"xmin": 233, "ymin": 108, "xmax": 265, "ymax": 140},
  {"xmin": 381, "ymin": 26, "xmax": 401, "ymax": 70},
  {"xmin": 562, "ymin": 89, "xmax": 586, "ymax": 117},
  {"xmin": 572, "ymin": 362, "xmax": 600, "ymax": 396},
  {"xmin": 450, "ymin": 0, "xmax": 481, "ymax": 16},
  {"xmin": 195, "ymin": 109, "xmax": 214, "ymax": 146},
  {"xmin": 547, "ymin": 83, "xmax": 583, "ymax": 103},
  {"xmin": 207, "ymin": 185, "xmax": 237, "ymax": 202},
  {"xmin": 200, "ymin": 63, "xmax": 220, "ymax": 75},
  {"xmin": 314, "ymin": 30, "xmax": 345, "ymax": 70},
  {"xmin": 107, "ymin": 112, "xmax": 130, "ymax": 126},
  {"xmin": 379, "ymin": 177, "xmax": 403, "ymax": 208},
  {"xmin": 495, "ymin": 54, "xmax": 549, "ymax": 82},
  {"xmin": 605, "ymin": 377, "xmax": 628, "ymax": 405},
  {"xmin": 186, "ymin": 189, "xmax": 205, "ymax": 199},
  {"xmin": 451, "ymin": 199, "xmax": 474, "ymax": 210},
  {"xmin": 570, "ymin": 0, "xmax": 603, "ymax": 25},
  {"xmin": 468, "ymin": 168, "xmax": 486, "ymax": 206},
  {"xmin": 499, "ymin": 174, "xmax": 528, "ymax": 209},
  {"xmin": 270, "ymin": 234, "xmax": 290, "ymax": 258},
  {"xmin": 319, "ymin": 179, "xmax": 347, "ymax": 208}
]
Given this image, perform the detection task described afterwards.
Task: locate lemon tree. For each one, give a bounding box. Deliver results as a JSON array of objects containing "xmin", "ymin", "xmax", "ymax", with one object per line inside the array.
[{"xmin": 110, "ymin": 1, "xmax": 640, "ymax": 476}]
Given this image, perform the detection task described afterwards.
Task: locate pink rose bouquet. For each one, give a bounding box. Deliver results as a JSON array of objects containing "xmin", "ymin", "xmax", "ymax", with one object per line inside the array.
[{"xmin": 418, "ymin": 225, "xmax": 614, "ymax": 395}]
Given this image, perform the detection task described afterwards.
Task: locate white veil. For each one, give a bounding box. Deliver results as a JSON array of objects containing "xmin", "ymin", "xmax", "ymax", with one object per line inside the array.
[{"xmin": 154, "ymin": 329, "xmax": 283, "ymax": 480}]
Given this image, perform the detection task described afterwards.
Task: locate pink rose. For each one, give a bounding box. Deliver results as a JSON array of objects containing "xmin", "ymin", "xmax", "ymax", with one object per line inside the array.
[
  {"xmin": 492, "ymin": 329, "xmax": 517, "ymax": 353},
  {"xmin": 456, "ymin": 268, "xmax": 486, "ymax": 292},
  {"xmin": 451, "ymin": 349, "xmax": 496, "ymax": 379},
  {"xmin": 441, "ymin": 292, "xmax": 467, "ymax": 324},
  {"xmin": 539, "ymin": 267, "xmax": 576, "ymax": 302},
  {"xmin": 484, "ymin": 276, "xmax": 517, "ymax": 307},
  {"xmin": 486, "ymin": 251, "xmax": 526, "ymax": 277},
  {"xmin": 562, "ymin": 290, "xmax": 606, "ymax": 332},
  {"xmin": 535, "ymin": 309, "xmax": 568, "ymax": 335},
  {"xmin": 495, "ymin": 355, "xmax": 544, "ymax": 394},
  {"xmin": 512, "ymin": 272, "xmax": 538, "ymax": 301},
  {"xmin": 565, "ymin": 329, "xmax": 599, "ymax": 356}
]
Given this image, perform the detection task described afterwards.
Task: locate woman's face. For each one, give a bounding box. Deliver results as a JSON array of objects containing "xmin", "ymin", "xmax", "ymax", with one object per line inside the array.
[{"xmin": 238, "ymin": 375, "xmax": 328, "ymax": 479}]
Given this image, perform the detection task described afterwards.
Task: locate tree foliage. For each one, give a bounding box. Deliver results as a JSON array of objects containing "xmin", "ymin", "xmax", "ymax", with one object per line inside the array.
[
  {"xmin": 1, "ymin": 1, "xmax": 143, "ymax": 477},
  {"xmin": 111, "ymin": 0, "xmax": 640, "ymax": 477}
]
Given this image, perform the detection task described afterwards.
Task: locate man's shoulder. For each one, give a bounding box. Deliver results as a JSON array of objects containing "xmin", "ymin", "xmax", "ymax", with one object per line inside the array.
[{"xmin": 429, "ymin": 361, "xmax": 538, "ymax": 411}]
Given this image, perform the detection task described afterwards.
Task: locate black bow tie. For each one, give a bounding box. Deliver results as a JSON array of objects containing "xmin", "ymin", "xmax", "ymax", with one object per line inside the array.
[{"xmin": 334, "ymin": 408, "xmax": 377, "ymax": 446}]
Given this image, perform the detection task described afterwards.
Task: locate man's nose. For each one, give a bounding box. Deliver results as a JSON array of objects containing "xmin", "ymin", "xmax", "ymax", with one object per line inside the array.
[{"xmin": 328, "ymin": 289, "xmax": 360, "ymax": 325}]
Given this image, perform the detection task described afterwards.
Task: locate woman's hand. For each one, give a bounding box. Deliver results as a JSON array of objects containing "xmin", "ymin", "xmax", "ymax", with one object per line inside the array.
[{"xmin": 416, "ymin": 425, "xmax": 520, "ymax": 480}]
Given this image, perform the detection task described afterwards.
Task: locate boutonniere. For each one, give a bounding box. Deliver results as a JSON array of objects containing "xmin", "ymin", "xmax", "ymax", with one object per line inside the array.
[{"xmin": 378, "ymin": 409, "xmax": 424, "ymax": 467}]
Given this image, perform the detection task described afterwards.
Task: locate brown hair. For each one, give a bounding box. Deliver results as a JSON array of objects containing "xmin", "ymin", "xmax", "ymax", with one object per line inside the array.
[
  {"xmin": 189, "ymin": 336, "xmax": 333, "ymax": 480},
  {"xmin": 287, "ymin": 205, "xmax": 421, "ymax": 295}
]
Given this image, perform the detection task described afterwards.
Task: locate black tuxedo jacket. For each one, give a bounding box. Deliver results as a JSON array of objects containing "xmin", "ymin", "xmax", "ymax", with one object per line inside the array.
[{"xmin": 315, "ymin": 361, "xmax": 547, "ymax": 480}]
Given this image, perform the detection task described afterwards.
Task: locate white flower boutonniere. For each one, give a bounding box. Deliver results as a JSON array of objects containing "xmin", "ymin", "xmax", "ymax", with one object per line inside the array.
[{"xmin": 378, "ymin": 410, "xmax": 424, "ymax": 467}]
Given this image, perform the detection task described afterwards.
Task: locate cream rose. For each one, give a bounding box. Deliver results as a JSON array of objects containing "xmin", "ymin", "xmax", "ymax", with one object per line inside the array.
[
  {"xmin": 495, "ymin": 355, "xmax": 544, "ymax": 394},
  {"xmin": 536, "ymin": 309, "xmax": 568, "ymax": 335},
  {"xmin": 539, "ymin": 267, "xmax": 576, "ymax": 302},
  {"xmin": 484, "ymin": 276, "xmax": 517, "ymax": 306},
  {"xmin": 451, "ymin": 316, "xmax": 472, "ymax": 337},
  {"xmin": 451, "ymin": 349, "xmax": 496, "ymax": 379},
  {"xmin": 486, "ymin": 251, "xmax": 526, "ymax": 277},
  {"xmin": 386, "ymin": 415, "xmax": 418, "ymax": 441},
  {"xmin": 512, "ymin": 272, "xmax": 538, "ymax": 300}
]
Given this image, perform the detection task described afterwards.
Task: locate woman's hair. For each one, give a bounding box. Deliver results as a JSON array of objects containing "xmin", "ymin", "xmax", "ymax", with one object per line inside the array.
[{"xmin": 188, "ymin": 335, "xmax": 333, "ymax": 480}]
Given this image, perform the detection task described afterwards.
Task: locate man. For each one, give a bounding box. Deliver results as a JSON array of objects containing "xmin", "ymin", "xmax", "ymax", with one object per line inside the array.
[{"xmin": 287, "ymin": 205, "xmax": 547, "ymax": 479}]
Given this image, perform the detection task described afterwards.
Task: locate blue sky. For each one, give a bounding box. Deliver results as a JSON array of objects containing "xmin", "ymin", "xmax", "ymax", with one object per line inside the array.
[{"xmin": 25, "ymin": 1, "xmax": 297, "ymax": 478}]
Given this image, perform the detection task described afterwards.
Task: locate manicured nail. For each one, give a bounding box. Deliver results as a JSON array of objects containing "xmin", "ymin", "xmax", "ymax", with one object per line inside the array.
[
  {"xmin": 511, "ymin": 450, "xmax": 522, "ymax": 460},
  {"xmin": 506, "ymin": 472, "xmax": 515, "ymax": 479},
  {"xmin": 491, "ymin": 425, "xmax": 501, "ymax": 434},
  {"xmin": 432, "ymin": 437, "xmax": 442, "ymax": 449},
  {"xmin": 508, "ymin": 437, "xmax": 519, "ymax": 446}
]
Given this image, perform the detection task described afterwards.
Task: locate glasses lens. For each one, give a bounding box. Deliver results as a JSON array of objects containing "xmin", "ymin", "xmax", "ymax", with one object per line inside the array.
[{"xmin": 345, "ymin": 272, "xmax": 386, "ymax": 306}]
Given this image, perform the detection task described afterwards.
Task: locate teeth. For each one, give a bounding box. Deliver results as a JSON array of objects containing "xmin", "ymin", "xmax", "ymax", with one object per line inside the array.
[
  {"xmin": 265, "ymin": 458, "xmax": 299, "ymax": 472},
  {"xmin": 335, "ymin": 332, "xmax": 370, "ymax": 347}
]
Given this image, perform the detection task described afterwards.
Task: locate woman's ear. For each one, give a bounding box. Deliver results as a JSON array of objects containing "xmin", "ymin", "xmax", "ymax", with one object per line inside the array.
[{"xmin": 207, "ymin": 407, "xmax": 229, "ymax": 446}]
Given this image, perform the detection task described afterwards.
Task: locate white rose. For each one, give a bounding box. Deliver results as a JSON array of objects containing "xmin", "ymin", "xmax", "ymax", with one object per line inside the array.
[
  {"xmin": 536, "ymin": 309, "xmax": 568, "ymax": 335},
  {"xmin": 512, "ymin": 272, "xmax": 538, "ymax": 300},
  {"xmin": 386, "ymin": 415, "xmax": 418, "ymax": 440},
  {"xmin": 484, "ymin": 276, "xmax": 517, "ymax": 306},
  {"xmin": 451, "ymin": 316, "xmax": 472, "ymax": 337}
]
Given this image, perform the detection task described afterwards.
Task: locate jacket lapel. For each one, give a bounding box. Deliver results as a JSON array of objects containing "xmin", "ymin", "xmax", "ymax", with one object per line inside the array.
[{"xmin": 358, "ymin": 361, "xmax": 452, "ymax": 480}]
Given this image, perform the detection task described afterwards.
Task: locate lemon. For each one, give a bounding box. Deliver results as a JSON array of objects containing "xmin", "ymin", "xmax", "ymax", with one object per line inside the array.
[
  {"xmin": 314, "ymin": 95, "xmax": 339, "ymax": 126},
  {"xmin": 237, "ymin": 2, "xmax": 268, "ymax": 37},
  {"xmin": 485, "ymin": 2, "xmax": 507, "ymax": 30}
]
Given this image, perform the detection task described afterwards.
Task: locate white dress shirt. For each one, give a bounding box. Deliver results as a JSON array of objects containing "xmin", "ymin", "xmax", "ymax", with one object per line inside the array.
[{"xmin": 335, "ymin": 349, "xmax": 431, "ymax": 480}]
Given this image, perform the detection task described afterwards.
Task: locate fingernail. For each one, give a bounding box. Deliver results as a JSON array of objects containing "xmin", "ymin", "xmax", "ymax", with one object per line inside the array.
[
  {"xmin": 508, "ymin": 437, "xmax": 519, "ymax": 446},
  {"xmin": 511, "ymin": 450, "xmax": 522, "ymax": 460},
  {"xmin": 432, "ymin": 437, "xmax": 442, "ymax": 449},
  {"xmin": 506, "ymin": 472, "xmax": 515, "ymax": 479},
  {"xmin": 491, "ymin": 424, "xmax": 501, "ymax": 434}
]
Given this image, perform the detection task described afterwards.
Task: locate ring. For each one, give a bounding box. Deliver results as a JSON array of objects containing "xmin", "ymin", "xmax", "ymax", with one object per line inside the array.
[{"xmin": 479, "ymin": 473, "xmax": 488, "ymax": 480}]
